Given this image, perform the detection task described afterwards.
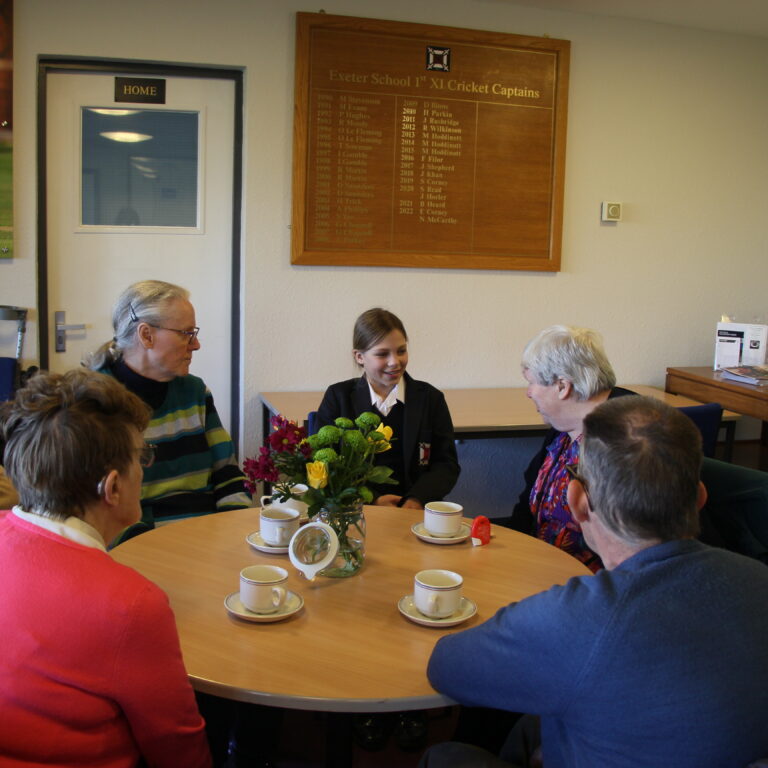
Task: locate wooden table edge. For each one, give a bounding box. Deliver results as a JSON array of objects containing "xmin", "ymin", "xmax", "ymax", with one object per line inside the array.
[
  {"xmin": 260, "ymin": 386, "xmax": 740, "ymax": 429},
  {"xmin": 192, "ymin": 675, "xmax": 455, "ymax": 711},
  {"xmin": 665, "ymin": 367, "xmax": 759, "ymax": 417}
]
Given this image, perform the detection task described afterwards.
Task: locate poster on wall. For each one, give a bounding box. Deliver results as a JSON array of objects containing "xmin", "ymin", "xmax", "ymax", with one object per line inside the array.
[
  {"xmin": 0, "ymin": 0, "xmax": 11, "ymax": 259},
  {"xmin": 291, "ymin": 12, "xmax": 570, "ymax": 271}
]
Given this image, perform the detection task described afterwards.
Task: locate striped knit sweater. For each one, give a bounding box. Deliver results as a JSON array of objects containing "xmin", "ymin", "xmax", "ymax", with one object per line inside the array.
[{"xmin": 101, "ymin": 361, "xmax": 251, "ymax": 530}]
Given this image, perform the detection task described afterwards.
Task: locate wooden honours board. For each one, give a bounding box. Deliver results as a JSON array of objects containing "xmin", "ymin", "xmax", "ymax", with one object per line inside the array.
[{"xmin": 291, "ymin": 13, "xmax": 570, "ymax": 271}]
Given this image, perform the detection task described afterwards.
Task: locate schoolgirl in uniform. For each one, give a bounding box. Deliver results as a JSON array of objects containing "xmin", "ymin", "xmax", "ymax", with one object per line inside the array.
[{"xmin": 317, "ymin": 308, "xmax": 459, "ymax": 510}]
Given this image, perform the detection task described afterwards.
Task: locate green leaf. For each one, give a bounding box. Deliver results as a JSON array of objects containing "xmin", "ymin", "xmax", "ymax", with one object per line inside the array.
[
  {"xmin": 367, "ymin": 465, "xmax": 395, "ymax": 483},
  {"xmin": 303, "ymin": 487, "xmax": 323, "ymax": 507}
]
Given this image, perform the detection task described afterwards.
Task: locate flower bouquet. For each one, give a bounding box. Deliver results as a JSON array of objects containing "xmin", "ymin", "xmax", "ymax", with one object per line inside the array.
[{"xmin": 243, "ymin": 412, "xmax": 396, "ymax": 576}]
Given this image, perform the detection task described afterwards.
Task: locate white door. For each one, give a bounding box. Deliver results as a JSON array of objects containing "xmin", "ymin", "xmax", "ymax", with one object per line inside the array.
[{"xmin": 44, "ymin": 68, "xmax": 237, "ymax": 432}]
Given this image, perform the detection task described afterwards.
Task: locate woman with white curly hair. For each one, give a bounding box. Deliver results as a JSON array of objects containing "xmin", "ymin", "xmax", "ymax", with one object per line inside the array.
[{"xmin": 510, "ymin": 325, "xmax": 634, "ymax": 572}]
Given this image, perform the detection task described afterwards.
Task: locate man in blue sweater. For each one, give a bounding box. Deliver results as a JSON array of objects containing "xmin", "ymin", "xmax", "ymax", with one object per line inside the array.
[{"xmin": 423, "ymin": 396, "xmax": 768, "ymax": 768}]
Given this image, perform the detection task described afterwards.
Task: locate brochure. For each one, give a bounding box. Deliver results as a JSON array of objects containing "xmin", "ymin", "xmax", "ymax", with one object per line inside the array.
[{"xmin": 720, "ymin": 365, "xmax": 768, "ymax": 386}]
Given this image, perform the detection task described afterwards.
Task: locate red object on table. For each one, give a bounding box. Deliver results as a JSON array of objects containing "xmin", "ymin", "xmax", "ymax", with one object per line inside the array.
[{"xmin": 471, "ymin": 516, "xmax": 491, "ymax": 546}]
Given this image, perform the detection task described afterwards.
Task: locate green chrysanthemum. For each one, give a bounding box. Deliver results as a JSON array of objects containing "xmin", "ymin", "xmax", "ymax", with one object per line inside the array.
[
  {"xmin": 342, "ymin": 430, "xmax": 367, "ymax": 452},
  {"xmin": 316, "ymin": 425, "xmax": 342, "ymax": 446},
  {"xmin": 305, "ymin": 434, "xmax": 324, "ymax": 451},
  {"xmin": 355, "ymin": 412, "xmax": 381, "ymax": 430},
  {"xmin": 312, "ymin": 447, "xmax": 339, "ymax": 463},
  {"xmin": 334, "ymin": 417, "xmax": 355, "ymax": 429}
]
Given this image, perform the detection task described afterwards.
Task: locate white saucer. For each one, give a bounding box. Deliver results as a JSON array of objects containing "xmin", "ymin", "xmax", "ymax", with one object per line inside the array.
[
  {"xmin": 246, "ymin": 531, "xmax": 289, "ymax": 554},
  {"xmin": 411, "ymin": 521, "xmax": 471, "ymax": 545},
  {"xmin": 398, "ymin": 594, "xmax": 477, "ymax": 628},
  {"xmin": 224, "ymin": 590, "xmax": 304, "ymax": 623}
]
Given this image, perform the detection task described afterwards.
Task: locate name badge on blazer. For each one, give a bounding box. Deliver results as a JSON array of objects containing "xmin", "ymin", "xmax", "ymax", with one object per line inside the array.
[{"xmin": 419, "ymin": 442, "xmax": 431, "ymax": 466}]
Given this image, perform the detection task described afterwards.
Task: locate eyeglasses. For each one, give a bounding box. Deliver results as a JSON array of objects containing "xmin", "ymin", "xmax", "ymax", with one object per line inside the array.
[
  {"xmin": 148, "ymin": 324, "xmax": 200, "ymax": 343},
  {"xmin": 128, "ymin": 304, "xmax": 199, "ymax": 344},
  {"xmin": 97, "ymin": 443, "xmax": 156, "ymax": 496},
  {"xmin": 565, "ymin": 462, "xmax": 593, "ymax": 509},
  {"xmin": 139, "ymin": 442, "xmax": 157, "ymax": 468}
]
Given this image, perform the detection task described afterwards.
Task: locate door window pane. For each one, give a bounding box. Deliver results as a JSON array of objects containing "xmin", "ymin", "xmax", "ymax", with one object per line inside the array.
[{"xmin": 81, "ymin": 107, "xmax": 198, "ymax": 227}]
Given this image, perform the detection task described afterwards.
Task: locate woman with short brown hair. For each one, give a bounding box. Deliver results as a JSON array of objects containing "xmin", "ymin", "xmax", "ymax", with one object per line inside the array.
[{"xmin": 0, "ymin": 369, "xmax": 211, "ymax": 768}]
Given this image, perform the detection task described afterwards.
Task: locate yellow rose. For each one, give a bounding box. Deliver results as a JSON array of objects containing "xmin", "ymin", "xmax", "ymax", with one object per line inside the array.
[
  {"xmin": 306, "ymin": 461, "xmax": 329, "ymax": 489},
  {"xmin": 372, "ymin": 424, "xmax": 393, "ymax": 453}
]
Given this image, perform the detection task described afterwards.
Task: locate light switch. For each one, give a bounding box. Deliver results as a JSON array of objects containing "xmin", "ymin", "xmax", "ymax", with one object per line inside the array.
[{"xmin": 601, "ymin": 201, "xmax": 622, "ymax": 221}]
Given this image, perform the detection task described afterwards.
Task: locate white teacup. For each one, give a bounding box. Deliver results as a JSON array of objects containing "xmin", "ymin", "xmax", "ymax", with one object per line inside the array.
[
  {"xmin": 424, "ymin": 501, "xmax": 463, "ymax": 538},
  {"xmin": 260, "ymin": 506, "xmax": 301, "ymax": 547},
  {"xmin": 240, "ymin": 565, "xmax": 288, "ymax": 614},
  {"xmin": 414, "ymin": 569, "xmax": 463, "ymax": 618},
  {"xmin": 261, "ymin": 483, "xmax": 309, "ymax": 518}
]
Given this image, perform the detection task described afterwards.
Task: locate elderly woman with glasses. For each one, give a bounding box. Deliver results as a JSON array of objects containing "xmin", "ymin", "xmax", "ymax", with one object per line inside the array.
[
  {"xmin": 510, "ymin": 325, "xmax": 635, "ymax": 572},
  {"xmin": 88, "ymin": 280, "xmax": 250, "ymax": 540},
  {"xmin": 0, "ymin": 369, "xmax": 211, "ymax": 767}
]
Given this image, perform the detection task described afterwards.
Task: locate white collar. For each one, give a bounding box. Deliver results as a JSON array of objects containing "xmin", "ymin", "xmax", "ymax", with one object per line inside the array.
[
  {"xmin": 12, "ymin": 506, "xmax": 107, "ymax": 551},
  {"xmin": 366, "ymin": 376, "xmax": 406, "ymax": 417}
]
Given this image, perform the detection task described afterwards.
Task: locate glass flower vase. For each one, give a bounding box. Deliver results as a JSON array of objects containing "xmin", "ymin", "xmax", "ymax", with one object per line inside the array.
[{"xmin": 317, "ymin": 502, "xmax": 366, "ymax": 577}]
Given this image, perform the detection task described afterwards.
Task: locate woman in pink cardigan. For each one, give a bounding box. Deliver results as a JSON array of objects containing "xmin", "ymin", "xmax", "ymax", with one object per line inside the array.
[{"xmin": 0, "ymin": 369, "xmax": 211, "ymax": 768}]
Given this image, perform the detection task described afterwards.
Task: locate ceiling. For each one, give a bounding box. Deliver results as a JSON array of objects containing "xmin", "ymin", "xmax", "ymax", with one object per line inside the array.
[{"xmin": 501, "ymin": 0, "xmax": 768, "ymax": 39}]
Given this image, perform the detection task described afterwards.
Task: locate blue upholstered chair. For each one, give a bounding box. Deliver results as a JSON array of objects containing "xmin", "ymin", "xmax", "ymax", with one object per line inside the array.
[
  {"xmin": 0, "ymin": 357, "xmax": 17, "ymax": 402},
  {"xmin": 678, "ymin": 402, "xmax": 723, "ymax": 458},
  {"xmin": 307, "ymin": 410, "xmax": 319, "ymax": 436}
]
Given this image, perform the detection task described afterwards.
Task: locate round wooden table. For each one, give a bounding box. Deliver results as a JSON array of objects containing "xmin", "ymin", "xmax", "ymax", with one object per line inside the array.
[{"xmin": 112, "ymin": 505, "xmax": 589, "ymax": 712}]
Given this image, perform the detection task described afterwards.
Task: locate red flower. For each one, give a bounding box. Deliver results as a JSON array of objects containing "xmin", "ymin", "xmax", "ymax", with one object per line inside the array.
[
  {"xmin": 243, "ymin": 446, "xmax": 279, "ymax": 486},
  {"xmin": 243, "ymin": 414, "xmax": 311, "ymax": 494},
  {"xmin": 267, "ymin": 417, "xmax": 306, "ymax": 454}
]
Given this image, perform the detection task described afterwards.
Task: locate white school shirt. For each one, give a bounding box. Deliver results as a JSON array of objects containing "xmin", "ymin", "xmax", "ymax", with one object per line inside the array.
[{"xmin": 366, "ymin": 376, "xmax": 406, "ymax": 417}]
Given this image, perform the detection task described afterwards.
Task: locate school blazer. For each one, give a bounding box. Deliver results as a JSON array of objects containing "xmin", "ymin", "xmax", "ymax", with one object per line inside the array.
[{"xmin": 316, "ymin": 373, "xmax": 460, "ymax": 505}]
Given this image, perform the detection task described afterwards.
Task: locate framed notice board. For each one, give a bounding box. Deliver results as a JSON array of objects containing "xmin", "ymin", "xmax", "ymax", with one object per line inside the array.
[{"xmin": 291, "ymin": 12, "xmax": 570, "ymax": 271}]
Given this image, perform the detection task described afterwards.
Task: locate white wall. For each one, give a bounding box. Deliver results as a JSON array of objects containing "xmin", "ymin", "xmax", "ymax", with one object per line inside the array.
[{"xmin": 5, "ymin": 0, "xmax": 768, "ymax": 455}]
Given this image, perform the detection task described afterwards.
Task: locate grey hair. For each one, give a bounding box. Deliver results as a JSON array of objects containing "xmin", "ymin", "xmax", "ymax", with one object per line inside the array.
[
  {"xmin": 521, "ymin": 325, "xmax": 616, "ymax": 401},
  {"xmin": 579, "ymin": 396, "xmax": 702, "ymax": 545},
  {"xmin": 85, "ymin": 280, "xmax": 190, "ymax": 370}
]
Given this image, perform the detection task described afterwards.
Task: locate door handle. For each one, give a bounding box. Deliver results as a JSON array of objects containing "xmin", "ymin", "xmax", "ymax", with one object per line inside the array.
[{"xmin": 54, "ymin": 310, "xmax": 86, "ymax": 353}]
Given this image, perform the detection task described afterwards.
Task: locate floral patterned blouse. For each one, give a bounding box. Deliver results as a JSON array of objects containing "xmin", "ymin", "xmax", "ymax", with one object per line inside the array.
[{"xmin": 529, "ymin": 431, "xmax": 603, "ymax": 573}]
